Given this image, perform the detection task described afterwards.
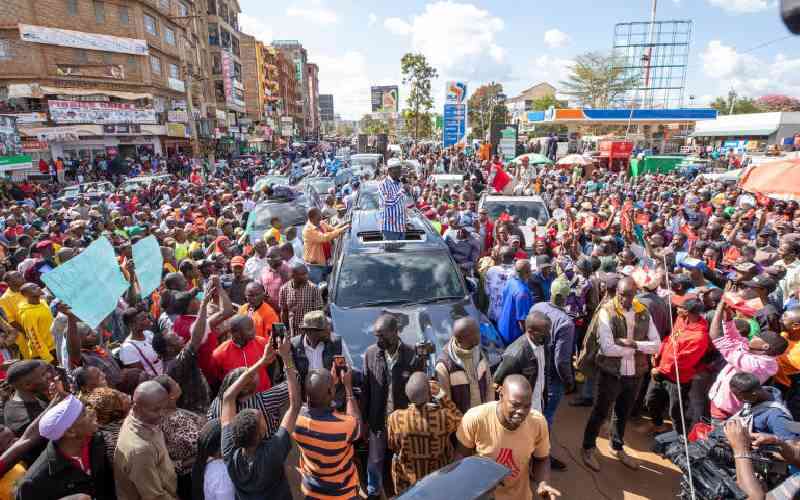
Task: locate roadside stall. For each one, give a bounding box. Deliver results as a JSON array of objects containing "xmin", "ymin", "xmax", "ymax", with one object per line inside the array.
[{"xmin": 597, "ymin": 140, "xmax": 633, "ymax": 173}]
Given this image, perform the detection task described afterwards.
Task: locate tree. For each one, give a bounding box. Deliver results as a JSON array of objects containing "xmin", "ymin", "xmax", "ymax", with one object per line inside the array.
[
  {"xmin": 710, "ymin": 92, "xmax": 762, "ymax": 115},
  {"xmin": 400, "ymin": 53, "xmax": 438, "ymax": 141},
  {"xmin": 559, "ymin": 52, "xmax": 639, "ymax": 108},
  {"xmin": 529, "ymin": 94, "xmax": 565, "ymax": 111},
  {"xmin": 756, "ymin": 94, "xmax": 800, "ymax": 112},
  {"xmin": 359, "ymin": 114, "xmax": 386, "ymax": 135},
  {"xmin": 467, "ymin": 82, "xmax": 508, "ymax": 141},
  {"xmin": 402, "ymin": 110, "xmax": 433, "ymax": 139},
  {"xmin": 335, "ymin": 122, "xmax": 354, "ymax": 137}
]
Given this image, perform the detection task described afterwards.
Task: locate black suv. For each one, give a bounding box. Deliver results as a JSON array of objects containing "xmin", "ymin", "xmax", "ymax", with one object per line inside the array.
[{"xmin": 327, "ymin": 209, "xmax": 502, "ymax": 371}]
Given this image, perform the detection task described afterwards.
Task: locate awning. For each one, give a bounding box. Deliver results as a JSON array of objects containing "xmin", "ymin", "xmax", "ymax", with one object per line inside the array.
[{"xmin": 692, "ymin": 128, "xmax": 777, "ymax": 137}]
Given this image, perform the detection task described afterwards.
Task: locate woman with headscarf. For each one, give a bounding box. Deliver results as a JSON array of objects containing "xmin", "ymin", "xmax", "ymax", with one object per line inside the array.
[
  {"xmin": 84, "ymin": 386, "xmax": 131, "ymax": 463},
  {"xmin": 155, "ymin": 374, "xmax": 206, "ymax": 500},
  {"xmin": 192, "ymin": 419, "xmax": 235, "ymax": 500}
]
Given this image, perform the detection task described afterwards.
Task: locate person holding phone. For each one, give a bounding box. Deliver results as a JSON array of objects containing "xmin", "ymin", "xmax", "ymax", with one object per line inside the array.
[{"xmin": 289, "ymin": 311, "xmax": 350, "ymax": 398}]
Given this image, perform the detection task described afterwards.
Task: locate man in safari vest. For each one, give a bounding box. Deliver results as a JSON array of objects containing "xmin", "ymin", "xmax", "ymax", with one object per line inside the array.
[{"xmin": 580, "ymin": 277, "xmax": 661, "ymax": 472}]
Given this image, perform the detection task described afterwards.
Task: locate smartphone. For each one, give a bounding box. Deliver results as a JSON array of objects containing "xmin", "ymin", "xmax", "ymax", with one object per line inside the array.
[
  {"xmin": 333, "ymin": 354, "xmax": 347, "ymax": 377},
  {"xmin": 271, "ymin": 323, "xmax": 287, "ymax": 348}
]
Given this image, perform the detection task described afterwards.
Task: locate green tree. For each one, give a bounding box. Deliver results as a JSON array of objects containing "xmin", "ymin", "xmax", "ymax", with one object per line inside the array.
[
  {"xmin": 400, "ymin": 53, "xmax": 438, "ymax": 140},
  {"xmin": 467, "ymin": 82, "xmax": 508, "ymax": 140},
  {"xmin": 710, "ymin": 92, "xmax": 763, "ymax": 115},
  {"xmin": 359, "ymin": 114, "xmax": 386, "ymax": 135},
  {"xmin": 402, "ymin": 110, "xmax": 433, "ymax": 139},
  {"xmin": 530, "ymin": 94, "xmax": 565, "ymax": 111},
  {"xmin": 559, "ymin": 52, "xmax": 639, "ymax": 108},
  {"xmin": 335, "ymin": 122, "xmax": 354, "ymax": 137}
]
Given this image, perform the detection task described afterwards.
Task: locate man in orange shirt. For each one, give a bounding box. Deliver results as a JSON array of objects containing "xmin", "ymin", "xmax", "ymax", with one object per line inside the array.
[
  {"xmin": 211, "ymin": 314, "xmax": 275, "ymax": 392},
  {"xmin": 778, "ymin": 307, "xmax": 800, "ymax": 419},
  {"xmin": 239, "ymin": 282, "xmax": 279, "ymax": 339},
  {"xmin": 302, "ymin": 207, "xmax": 349, "ymax": 284}
]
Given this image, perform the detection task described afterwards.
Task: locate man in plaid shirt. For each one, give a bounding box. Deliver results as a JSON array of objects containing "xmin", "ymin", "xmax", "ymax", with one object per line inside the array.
[{"xmin": 279, "ymin": 262, "xmax": 325, "ymax": 337}]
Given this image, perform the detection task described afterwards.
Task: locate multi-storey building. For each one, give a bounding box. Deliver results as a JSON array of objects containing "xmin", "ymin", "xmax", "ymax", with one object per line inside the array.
[
  {"xmin": 239, "ymin": 33, "xmax": 265, "ymax": 123},
  {"xmin": 0, "ymin": 0, "xmax": 210, "ymax": 165},
  {"xmin": 271, "ymin": 39, "xmax": 308, "ymax": 138},
  {"xmin": 306, "ymin": 62, "xmax": 319, "ymax": 140}
]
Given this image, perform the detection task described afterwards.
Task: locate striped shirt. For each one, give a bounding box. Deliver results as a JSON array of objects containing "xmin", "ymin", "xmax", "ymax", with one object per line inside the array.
[
  {"xmin": 293, "ymin": 407, "xmax": 360, "ymax": 500},
  {"xmin": 378, "ymin": 177, "xmax": 406, "ymax": 233},
  {"xmin": 207, "ymin": 381, "xmax": 289, "ymax": 437}
]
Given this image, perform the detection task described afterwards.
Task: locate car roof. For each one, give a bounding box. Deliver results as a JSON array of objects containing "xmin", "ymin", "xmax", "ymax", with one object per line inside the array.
[
  {"xmin": 344, "ymin": 209, "xmax": 447, "ymax": 254},
  {"xmin": 351, "ymin": 154, "xmax": 381, "ymax": 159},
  {"xmin": 481, "ymin": 194, "xmax": 546, "ymax": 203}
]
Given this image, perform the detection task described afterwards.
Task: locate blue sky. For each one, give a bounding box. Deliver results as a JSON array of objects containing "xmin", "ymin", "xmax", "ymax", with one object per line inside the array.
[{"xmin": 238, "ymin": 0, "xmax": 800, "ymax": 119}]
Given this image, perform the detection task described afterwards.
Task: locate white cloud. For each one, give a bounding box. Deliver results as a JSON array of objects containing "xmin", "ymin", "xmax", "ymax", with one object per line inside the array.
[
  {"xmin": 707, "ymin": 0, "xmax": 773, "ymax": 14},
  {"xmin": 285, "ymin": 4, "xmax": 338, "ymax": 25},
  {"xmin": 529, "ymin": 55, "xmax": 573, "ymax": 90},
  {"xmin": 701, "ymin": 40, "xmax": 800, "ymax": 97},
  {"xmin": 386, "ymin": 1, "xmax": 511, "ymax": 86},
  {"xmin": 315, "ymin": 51, "xmax": 373, "ymax": 120},
  {"xmin": 368, "ymin": 13, "xmax": 377, "ymax": 27},
  {"xmin": 238, "ymin": 13, "xmax": 273, "ymax": 42},
  {"xmin": 384, "ymin": 17, "xmax": 412, "ymax": 35},
  {"xmin": 543, "ymin": 29, "xmax": 570, "ymax": 49}
]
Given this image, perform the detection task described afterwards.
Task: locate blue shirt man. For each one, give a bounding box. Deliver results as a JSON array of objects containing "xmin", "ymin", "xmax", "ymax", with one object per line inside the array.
[{"xmin": 498, "ymin": 260, "xmax": 534, "ymax": 347}]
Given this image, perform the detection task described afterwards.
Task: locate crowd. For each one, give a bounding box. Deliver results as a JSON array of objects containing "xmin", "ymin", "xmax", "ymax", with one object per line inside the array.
[{"xmin": 0, "ymin": 140, "xmax": 793, "ymax": 500}]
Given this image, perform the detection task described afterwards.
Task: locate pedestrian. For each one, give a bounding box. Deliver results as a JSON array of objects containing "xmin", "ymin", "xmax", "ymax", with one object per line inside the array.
[
  {"xmin": 301, "ymin": 207, "xmax": 348, "ymax": 284},
  {"xmin": 239, "ymin": 282, "xmax": 279, "ymax": 339},
  {"xmin": 278, "ymin": 262, "xmax": 324, "ymax": 337},
  {"xmin": 497, "ymin": 259, "xmax": 534, "ymax": 346},
  {"xmin": 484, "ymin": 246, "xmax": 516, "ymax": 323},
  {"xmin": 378, "ymin": 162, "xmax": 407, "ymax": 241},
  {"xmin": 435, "ymin": 317, "xmax": 495, "ymax": 415},
  {"xmin": 211, "ymin": 315, "xmax": 275, "ymax": 393}
]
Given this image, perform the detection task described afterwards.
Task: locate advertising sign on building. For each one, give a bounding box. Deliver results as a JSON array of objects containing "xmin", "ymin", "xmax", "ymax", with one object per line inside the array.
[
  {"xmin": 168, "ymin": 78, "xmax": 185, "ymax": 93},
  {"xmin": 48, "ymin": 100, "xmax": 157, "ymax": 124},
  {"xmin": 371, "ymin": 86, "xmax": 398, "ymax": 113},
  {"xmin": 0, "ymin": 116, "xmax": 31, "ymax": 173},
  {"xmin": 57, "ymin": 64, "xmax": 125, "ymax": 80},
  {"xmin": 167, "ymin": 110, "xmax": 188, "ymax": 123},
  {"xmin": 19, "ymin": 24, "xmax": 148, "ymax": 56},
  {"xmin": 443, "ymin": 81, "xmax": 467, "ymax": 147},
  {"xmin": 499, "ymin": 125, "xmax": 518, "ymax": 161},
  {"xmin": 3, "ymin": 112, "xmax": 47, "ymax": 124}
]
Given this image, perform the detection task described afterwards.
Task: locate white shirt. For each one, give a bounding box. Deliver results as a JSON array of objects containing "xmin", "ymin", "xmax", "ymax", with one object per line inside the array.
[
  {"xmin": 204, "ymin": 459, "xmax": 235, "ymax": 500},
  {"xmin": 244, "ymin": 255, "xmax": 269, "ymax": 281},
  {"xmin": 776, "ymin": 258, "xmax": 800, "ymax": 304},
  {"xmin": 118, "ymin": 331, "xmax": 164, "ymax": 376},
  {"xmin": 303, "ymin": 335, "xmax": 353, "ymax": 370},
  {"xmin": 526, "ymin": 336, "xmax": 546, "ymax": 413},
  {"xmin": 596, "ymin": 307, "xmax": 661, "ymax": 376}
]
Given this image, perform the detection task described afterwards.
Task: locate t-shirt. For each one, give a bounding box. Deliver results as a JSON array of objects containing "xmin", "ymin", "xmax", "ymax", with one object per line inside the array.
[
  {"xmin": 456, "ymin": 401, "xmax": 550, "ymax": 500},
  {"xmin": 118, "ymin": 331, "xmax": 164, "ymax": 376},
  {"xmin": 203, "ymin": 458, "xmax": 235, "ymax": 500},
  {"xmin": 221, "ymin": 424, "xmax": 292, "ymax": 500}
]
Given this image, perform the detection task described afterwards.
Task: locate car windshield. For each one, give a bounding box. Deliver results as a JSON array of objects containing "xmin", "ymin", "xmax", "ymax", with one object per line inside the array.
[
  {"xmin": 247, "ymin": 203, "xmax": 307, "ymax": 235},
  {"xmin": 335, "ymin": 252, "xmax": 465, "ymax": 308},
  {"xmin": 356, "ymin": 187, "xmax": 380, "ymax": 209},
  {"xmin": 304, "ymin": 178, "xmax": 335, "ymax": 192},
  {"xmin": 483, "ymin": 200, "xmax": 549, "ymax": 225}
]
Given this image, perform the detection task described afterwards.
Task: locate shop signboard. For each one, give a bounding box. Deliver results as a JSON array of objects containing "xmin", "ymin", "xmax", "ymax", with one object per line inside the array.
[
  {"xmin": 499, "ymin": 125, "xmax": 517, "ymax": 161},
  {"xmin": 371, "ymin": 86, "xmax": 398, "ymax": 113},
  {"xmin": 167, "ymin": 110, "xmax": 188, "ymax": 123},
  {"xmin": 167, "ymin": 78, "xmax": 185, "ymax": 93},
  {"xmin": 3, "ymin": 112, "xmax": 47, "ymax": 124},
  {"xmin": 167, "ymin": 123, "xmax": 187, "ymax": 138},
  {"xmin": 19, "ymin": 24, "xmax": 148, "ymax": 56},
  {"xmin": 21, "ymin": 138, "xmax": 48, "ymax": 152},
  {"xmin": 48, "ymin": 100, "xmax": 157, "ymax": 124},
  {"xmin": 56, "ymin": 64, "xmax": 125, "ymax": 80}
]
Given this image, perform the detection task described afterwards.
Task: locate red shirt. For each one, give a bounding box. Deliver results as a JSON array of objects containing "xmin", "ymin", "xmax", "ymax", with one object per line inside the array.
[
  {"xmin": 211, "ymin": 336, "xmax": 271, "ymax": 392},
  {"xmin": 173, "ymin": 314, "xmax": 219, "ymax": 382},
  {"xmin": 655, "ymin": 315, "xmax": 710, "ymax": 384},
  {"xmin": 490, "ymin": 163, "xmax": 511, "ymax": 192}
]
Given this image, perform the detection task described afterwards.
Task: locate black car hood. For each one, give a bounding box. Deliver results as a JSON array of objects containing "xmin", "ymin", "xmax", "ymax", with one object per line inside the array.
[
  {"xmin": 330, "ymin": 297, "xmax": 499, "ymax": 371},
  {"xmin": 395, "ymin": 457, "xmax": 509, "ymax": 500}
]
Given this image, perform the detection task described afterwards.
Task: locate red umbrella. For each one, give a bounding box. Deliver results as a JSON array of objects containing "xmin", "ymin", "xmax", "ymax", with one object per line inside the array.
[{"xmin": 739, "ymin": 158, "xmax": 800, "ymax": 201}]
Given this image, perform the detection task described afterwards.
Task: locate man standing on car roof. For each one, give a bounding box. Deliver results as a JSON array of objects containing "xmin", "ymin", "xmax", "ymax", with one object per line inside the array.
[{"xmin": 379, "ymin": 163, "xmax": 407, "ymax": 241}]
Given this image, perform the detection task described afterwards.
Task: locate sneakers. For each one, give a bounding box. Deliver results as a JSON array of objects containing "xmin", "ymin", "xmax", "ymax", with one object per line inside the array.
[
  {"xmin": 612, "ymin": 448, "xmax": 640, "ymax": 470},
  {"xmin": 581, "ymin": 448, "xmax": 600, "ymax": 472}
]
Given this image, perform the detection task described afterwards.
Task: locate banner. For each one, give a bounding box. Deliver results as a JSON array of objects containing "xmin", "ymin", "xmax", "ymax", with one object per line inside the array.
[
  {"xmin": 19, "ymin": 24, "xmax": 148, "ymax": 56},
  {"xmin": 41, "ymin": 237, "xmax": 130, "ymax": 329},
  {"xmin": 56, "ymin": 64, "xmax": 125, "ymax": 80},
  {"xmin": 499, "ymin": 125, "xmax": 518, "ymax": 161},
  {"xmin": 3, "ymin": 112, "xmax": 47, "ymax": 124},
  {"xmin": 371, "ymin": 86, "xmax": 398, "ymax": 113},
  {"xmin": 132, "ymin": 236, "xmax": 163, "ymax": 297},
  {"xmin": 0, "ymin": 116, "xmax": 23, "ymax": 158},
  {"xmin": 48, "ymin": 100, "xmax": 157, "ymax": 124}
]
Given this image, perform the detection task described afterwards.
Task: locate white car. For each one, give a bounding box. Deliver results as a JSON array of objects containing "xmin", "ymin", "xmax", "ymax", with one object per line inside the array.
[{"xmin": 477, "ymin": 194, "xmax": 550, "ymax": 249}]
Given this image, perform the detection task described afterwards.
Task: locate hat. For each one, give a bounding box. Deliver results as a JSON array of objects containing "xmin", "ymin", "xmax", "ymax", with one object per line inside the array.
[
  {"xmin": 39, "ymin": 395, "xmax": 84, "ymax": 441},
  {"xmin": 300, "ymin": 310, "xmax": 330, "ymax": 330},
  {"xmin": 742, "ymin": 275, "xmax": 777, "ymax": 291},
  {"xmin": 733, "ymin": 262, "xmax": 758, "ymax": 274},
  {"xmin": 230, "ymin": 256, "xmax": 245, "ymax": 267}
]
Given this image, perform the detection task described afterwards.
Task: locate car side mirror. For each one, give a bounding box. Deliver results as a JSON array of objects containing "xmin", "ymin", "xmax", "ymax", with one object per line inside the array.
[{"xmin": 465, "ymin": 277, "xmax": 478, "ymax": 294}]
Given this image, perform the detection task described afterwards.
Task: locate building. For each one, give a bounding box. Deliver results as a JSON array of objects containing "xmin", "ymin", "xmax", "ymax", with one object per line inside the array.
[
  {"xmin": 240, "ymin": 34, "xmax": 266, "ymax": 123},
  {"xmin": 272, "ymin": 40, "xmax": 309, "ymax": 138},
  {"xmin": 507, "ymin": 82, "xmax": 559, "ymax": 131},
  {"xmin": 692, "ymin": 112, "xmax": 800, "ymax": 151},
  {"xmin": 319, "ymin": 94, "xmax": 334, "ymax": 122},
  {"xmin": 205, "ymin": 0, "xmax": 245, "ymax": 154},
  {"xmin": 0, "ymin": 0, "xmax": 210, "ymax": 166},
  {"xmin": 306, "ymin": 63, "xmax": 320, "ymax": 140}
]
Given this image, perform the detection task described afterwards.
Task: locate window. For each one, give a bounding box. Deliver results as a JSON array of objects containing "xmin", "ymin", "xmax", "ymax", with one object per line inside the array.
[
  {"xmin": 127, "ymin": 55, "xmax": 137, "ymax": 73},
  {"xmin": 119, "ymin": 5, "xmax": 129, "ymax": 24},
  {"xmin": 178, "ymin": 2, "xmax": 188, "ymax": 17},
  {"xmin": 207, "ymin": 0, "xmax": 216, "ymax": 15},
  {"xmin": 231, "ymin": 36, "xmax": 239, "ymax": 57},
  {"xmin": 94, "ymin": 1, "xmax": 105, "ymax": 23},
  {"xmin": 66, "ymin": 0, "xmax": 78, "ymax": 15},
  {"xmin": 150, "ymin": 55, "xmax": 161, "ymax": 74},
  {"xmin": 101, "ymin": 53, "xmax": 113, "ymax": 64},
  {"xmin": 159, "ymin": 0, "xmax": 170, "ymax": 10},
  {"xmin": 169, "ymin": 63, "xmax": 179, "ymax": 79},
  {"xmin": 233, "ymin": 62, "xmax": 241, "ymax": 80},
  {"xmin": 208, "ymin": 23, "xmax": 219, "ymax": 46},
  {"xmin": 164, "ymin": 27, "xmax": 176, "ymax": 45},
  {"xmin": 144, "ymin": 14, "xmax": 157, "ymax": 35},
  {"xmin": 214, "ymin": 81, "xmax": 225, "ymax": 102},
  {"xmin": 220, "ymin": 29, "xmax": 230, "ymax": 49},
  {"xmin": 211, "ymin": 54, "xmax": 221, "ymax": 74},
  {"xmin": 219, "ymin": 3, "xmax": 228, "ymax": 23},
  {"xmin": 76, "ymin": 50, "xmax": 88, "ymax": 64}
]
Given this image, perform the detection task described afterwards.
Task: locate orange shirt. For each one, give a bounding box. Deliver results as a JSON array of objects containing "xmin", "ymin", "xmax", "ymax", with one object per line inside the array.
[
  {"xmin": 238, "ymin": 302, "xmax": 279, "ymax": 339},
  {"xmin": 211, "ymin": 336, "xmax": 271, "ymax": 392},
  {"xmin": 777, "ymin": 332, "xmax": 800, "ymax": 386}
]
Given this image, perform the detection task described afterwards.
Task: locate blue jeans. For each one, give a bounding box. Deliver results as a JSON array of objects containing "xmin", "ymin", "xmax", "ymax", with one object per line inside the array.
[
  {"xmin": 382, "ymin": 230, "xmax": 404, "ymax": 241},
  {"xmin": 306, "ymin": 264, "xmax": 330, "ymax": 284},
  {"xmin": 544, "ymin": 376, "xmax": 565, "ymax": 428},
  {"xmin": 367, "ymin": 430, "xmax": 386, "ymax": 496}
]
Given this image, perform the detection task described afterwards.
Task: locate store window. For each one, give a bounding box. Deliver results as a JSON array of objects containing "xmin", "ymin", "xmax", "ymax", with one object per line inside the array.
[
  {"xmin": 208, "ymin": 23, "xmax": 219, "ymax": 46},
  {"xmin": 169, "ymin": 63, "xmax": 179, "ymax": 79},
  {"xmin": 119, "ymin": 5, "xmax": 129, "ymax": 24},
  {"xmin": 165, "ymin": 27, "xmax": 176, "ymax": 45},
  {"xmin": 144, "ymin": 14, "xmax": 158, "ymax": 36},
  {"xmin": 76, "ymin": 50, "xmax": 88, "ymax": 64},
  {"xmin": 94, "ymin": 1, "xmax": 105, "ymax": 23},
  {"xmin": 66, "ymin": 0, "xmax": 78, "ymax": 15},
  {"xmin": 150, "ymin": 56, "xmax": 161, "ymax": 75}
]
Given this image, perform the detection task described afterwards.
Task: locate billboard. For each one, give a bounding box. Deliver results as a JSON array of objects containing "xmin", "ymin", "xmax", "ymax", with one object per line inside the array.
[
  {"xmin": 19, "ymin": 24, "xmax": 148, "ymax": 56},
  {"xmin": 48, "ymin": 100, "xmax": 157, "ymax": 124},
  {"xmin": 443, "ymin": 81, "xmax": 467, "ymax": 147},
  {"xmin": 371, "ymin": 86, "xmax": 398, "ymax": 113}
]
